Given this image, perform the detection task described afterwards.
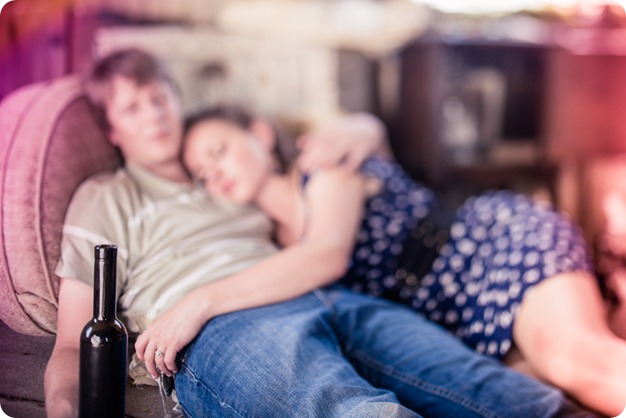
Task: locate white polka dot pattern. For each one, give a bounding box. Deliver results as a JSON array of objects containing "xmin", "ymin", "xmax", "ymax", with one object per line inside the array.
[{"xmin": 342, "ymin": 159, "xmax": 594, "ymax": 360}]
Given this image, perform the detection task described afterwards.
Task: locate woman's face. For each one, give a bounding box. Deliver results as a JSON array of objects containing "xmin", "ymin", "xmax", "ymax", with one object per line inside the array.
[{"xmin": 183, "ymin": 119, "xmax": 274, "ymax": 204}]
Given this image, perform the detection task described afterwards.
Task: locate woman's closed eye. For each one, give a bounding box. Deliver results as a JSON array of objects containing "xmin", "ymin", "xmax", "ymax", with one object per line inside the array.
[
  {"xmin": 122, "ymin": 101, "xmax": 139, "ymax": 115},
  {"xmin": 209, "ymin": 143, "xmax": 226, "ymax": 159}
]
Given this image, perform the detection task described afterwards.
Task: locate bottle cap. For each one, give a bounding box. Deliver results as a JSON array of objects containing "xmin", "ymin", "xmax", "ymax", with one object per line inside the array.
[{"xmin": 95, "ymin": 244, "xmax": 118, "ymax": 260}]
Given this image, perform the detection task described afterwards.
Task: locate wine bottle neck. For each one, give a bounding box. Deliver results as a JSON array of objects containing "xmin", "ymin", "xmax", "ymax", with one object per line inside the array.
[{"xmin": 94, "ymin": 246, "xmax": 117, "ymax": 320}]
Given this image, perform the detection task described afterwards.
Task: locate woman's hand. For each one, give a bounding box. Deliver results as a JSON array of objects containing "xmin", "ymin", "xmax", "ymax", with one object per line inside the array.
[
  {"xmin": 134, "ymin": 292, "xmax": 211, "ymax": 379},
  {"xmin": 296, "ymin": 112, "xmax": 390, "ymax": 173}
]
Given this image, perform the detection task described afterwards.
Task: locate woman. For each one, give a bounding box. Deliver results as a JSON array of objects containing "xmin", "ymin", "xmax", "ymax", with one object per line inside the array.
[{"xmin": 177, "ymin": 104, "xmax": 626, "ymax": 416}]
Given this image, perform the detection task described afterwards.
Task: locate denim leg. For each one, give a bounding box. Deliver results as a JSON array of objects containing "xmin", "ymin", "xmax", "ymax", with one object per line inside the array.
[
  {"xmin": 321, "ymin": 286, "xmax": 598, "ymax": 418},
  {"xmin": 174, "ymin": 292, "xmax": 421, "ymax": 418}
]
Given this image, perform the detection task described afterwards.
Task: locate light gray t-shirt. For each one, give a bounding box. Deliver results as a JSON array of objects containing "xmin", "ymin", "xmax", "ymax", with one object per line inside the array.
[{"xmin": 56, "ymin": 163, "xmax": 277, "ymax": 333}]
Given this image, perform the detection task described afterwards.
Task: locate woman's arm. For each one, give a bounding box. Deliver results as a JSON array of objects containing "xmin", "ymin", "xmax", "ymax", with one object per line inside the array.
[
  {"xmin": 135, "ymin": 168, "xmax": 366, "ymax": 378},
  {"xmin": 44, "ymin": 278, "xmax": 93, "ymax": 418},
  {"xmin": 206, "ymin": 168, "xmax": 366, "ymax": 310}
]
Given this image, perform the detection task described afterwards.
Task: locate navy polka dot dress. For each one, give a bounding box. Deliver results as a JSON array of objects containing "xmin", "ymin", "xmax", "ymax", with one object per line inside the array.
[{"xmin": 341, "ymin": 158, "xmax": 594, "ymax": 359}]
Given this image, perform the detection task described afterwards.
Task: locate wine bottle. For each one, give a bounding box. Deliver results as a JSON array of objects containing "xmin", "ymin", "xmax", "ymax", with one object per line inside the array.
[{"xmin": 79, "ymin": 245, "xmax": 128, "ymax": 418}]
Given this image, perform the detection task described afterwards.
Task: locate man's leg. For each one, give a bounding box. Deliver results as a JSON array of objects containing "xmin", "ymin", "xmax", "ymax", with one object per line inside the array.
[
  {"xmin": 323, "ymin": 286, "xmax": 599, "ymax": 418},
  {"xmin": 174, "ymin": 292, "xmax": 421, "ymax": 417}
]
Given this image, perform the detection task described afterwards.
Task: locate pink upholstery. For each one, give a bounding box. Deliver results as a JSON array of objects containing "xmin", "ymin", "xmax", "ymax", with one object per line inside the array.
[{"xmin": 0, "ymin": 76, "xmax": 122, "ymax": 336}]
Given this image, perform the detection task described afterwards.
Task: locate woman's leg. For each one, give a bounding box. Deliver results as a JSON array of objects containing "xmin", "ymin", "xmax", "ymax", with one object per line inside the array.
[{"xmin": 512, "ymin": 271, "xmax": 626, "ymax": 416}]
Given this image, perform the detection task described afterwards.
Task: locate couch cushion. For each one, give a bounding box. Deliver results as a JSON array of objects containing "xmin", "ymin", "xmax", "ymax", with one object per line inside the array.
[{"xmin": 0, "ymin": 76, "xmax": 122, "ymax": 336}]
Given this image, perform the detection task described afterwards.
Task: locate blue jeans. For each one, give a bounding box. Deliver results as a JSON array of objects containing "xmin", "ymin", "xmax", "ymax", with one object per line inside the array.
[{"xmin": 174, "ymin": 286, "xmax": 594, "ymax": 417}]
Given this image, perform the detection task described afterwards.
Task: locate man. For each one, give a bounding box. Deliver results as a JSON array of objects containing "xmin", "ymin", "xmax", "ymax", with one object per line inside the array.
[{"xmin": 44, "ymin": 48, "xmax": 593, "ymax": 418}]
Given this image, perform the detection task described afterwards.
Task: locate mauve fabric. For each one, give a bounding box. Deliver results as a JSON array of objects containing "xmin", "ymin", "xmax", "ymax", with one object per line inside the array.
[{"xmin": 0, "ymin": 76, "xmax": 121, "ymax": 336}]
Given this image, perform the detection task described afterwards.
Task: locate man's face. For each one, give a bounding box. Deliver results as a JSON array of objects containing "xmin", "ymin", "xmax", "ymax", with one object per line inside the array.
[{"xmin": 105, "ymin": 76, "xmax": 183, "ymax": 168}]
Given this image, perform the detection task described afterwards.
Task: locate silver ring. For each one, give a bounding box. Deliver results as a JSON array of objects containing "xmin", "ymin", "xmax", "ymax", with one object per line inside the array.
[{"xmin": 156, "ymin": 350, "xmax": 164, "ymax": 358}]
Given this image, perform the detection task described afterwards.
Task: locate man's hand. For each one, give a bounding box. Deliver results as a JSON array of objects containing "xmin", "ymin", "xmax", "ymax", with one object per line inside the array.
[
  {"xmin": 45, "ymin": 383, "xmax": 79, "ymax": 418},
  {"xmin": 296, "ymin": 113, "xmax": 391, "ymax": 173},
  {"xmin": 134, "ymin": 291, "xmax": 211, "ymax": 379}
]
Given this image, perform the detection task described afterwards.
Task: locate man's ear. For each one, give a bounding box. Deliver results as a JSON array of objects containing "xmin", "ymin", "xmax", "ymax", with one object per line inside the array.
[{"xmin": 250, "ymin": 118, "xmax": 276, "ymax": 150}]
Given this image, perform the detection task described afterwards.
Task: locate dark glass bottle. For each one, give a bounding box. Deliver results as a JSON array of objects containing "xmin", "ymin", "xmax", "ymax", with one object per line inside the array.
[{"xmin": 79, "ymin": 245, "xmax": 128, "ymax": 418}]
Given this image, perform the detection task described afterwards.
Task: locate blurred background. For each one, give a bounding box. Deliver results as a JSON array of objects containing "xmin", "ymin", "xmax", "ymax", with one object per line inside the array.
[{"xmin": 3, "ymin": 0, "xmax": 626, "ymax": 272}]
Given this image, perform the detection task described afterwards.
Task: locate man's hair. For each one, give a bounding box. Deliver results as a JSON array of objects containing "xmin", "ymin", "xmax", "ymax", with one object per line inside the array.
[{"xmin": 83, "ymin": 48, "xmax": 177, "ymax": 132}]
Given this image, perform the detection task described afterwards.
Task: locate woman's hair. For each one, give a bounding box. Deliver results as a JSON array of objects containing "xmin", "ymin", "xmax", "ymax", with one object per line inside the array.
[
  {"xmin": 83, "ymin": 48, "xmax": 179, "ymax": 133},
  {"xmin": 184, "ymin": 105, "xmax": 298, "ymax": 173}
]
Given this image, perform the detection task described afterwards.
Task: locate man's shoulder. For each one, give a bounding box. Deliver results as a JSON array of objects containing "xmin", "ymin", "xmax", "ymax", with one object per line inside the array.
[
  {"xmin": 75, "ymin": 167, "xmax": 135, "ymax": 195},
  {"xmin": 70, "ymin": 167, "xmax": 142, "ymax": 213}
]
